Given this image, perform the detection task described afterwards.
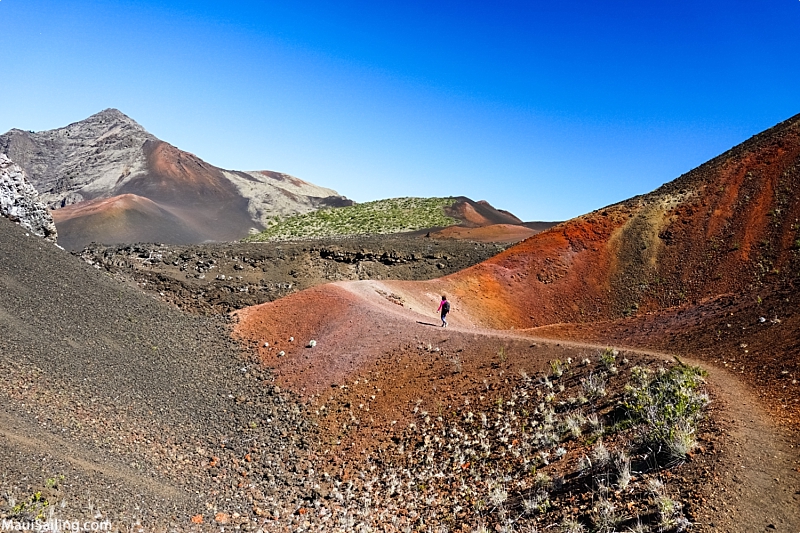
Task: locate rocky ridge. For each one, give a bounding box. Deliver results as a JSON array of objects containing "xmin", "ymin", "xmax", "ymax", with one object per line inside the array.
[
  {"xmin": 0, "ymin": 109, "xmax": 155, "ymax": 209},
  {"xmin": 0, "ymin": 154, "xmax": 57, "ymax": 242},
  {"xmin": 0, "ymin": 109, "xmax": 351, "ymax": 248}
]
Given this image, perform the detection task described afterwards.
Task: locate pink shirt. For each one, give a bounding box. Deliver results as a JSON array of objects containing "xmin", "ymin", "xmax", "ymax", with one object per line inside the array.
[{"xmin": 437, "ymin": 300, "xmax": 449, "ymax": 311}]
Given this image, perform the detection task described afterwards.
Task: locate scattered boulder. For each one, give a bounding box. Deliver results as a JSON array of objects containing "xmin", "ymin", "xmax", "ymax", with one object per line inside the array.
[{"xmin": 0, "ymin": 153, "xmax": 57, "ymax": 242}]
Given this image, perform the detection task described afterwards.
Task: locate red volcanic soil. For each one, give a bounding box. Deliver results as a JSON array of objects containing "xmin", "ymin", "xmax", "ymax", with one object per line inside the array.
[
  {"xmin": 116, "ymin": 141, "xmax": 256, "ymax": 239},
  {"xmin": 52, "ymin": 140, "xmax": 261, "ymax": 249},
  {"xmin": 233, "ymin": 278, "xmax": 800, "ymax": 532},
  {"xmin": 124, "ymin": 141, "xmax": 242, "ymax": 206},
  {"xmin": 431, "ymin": 223, "xmax": 538, "ymax": 243},
  {"xmin": 234, "ymin": 112, "xmax": 800, "ymax": 426},
  {"xmin": 424, "ymin": 198, "xmax": 557, "ymax": 243},
  {"xmin": 407, "ymin": 113, "xmax": 800, "ymax": 424},
  {"xmin": 233, "ymin": 281, "xmax": 495, "ymax": 396},
  {"xmin": 232, "ymin": 114, "xmax": 800, "ymax": 531},
  {"xmin": 234, "ymin": 280, "xmax": 604, "ymax": 420},
  {"xmin": 417, "ymin": 113, "xmax": 800, "ymax": 330},
  {"xmin": 533, "ymin": 283, "xmax": 800, "ymax": 429},
  {"xmin": 52, "ymin": 193, "xmax": 205, "ymax": 249}
]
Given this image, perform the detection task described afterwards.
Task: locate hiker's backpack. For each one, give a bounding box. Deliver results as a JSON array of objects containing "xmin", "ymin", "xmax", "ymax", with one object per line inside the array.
[{"xmin": 442, "ymin": 301, "xmax": 450, "ymax": 313}]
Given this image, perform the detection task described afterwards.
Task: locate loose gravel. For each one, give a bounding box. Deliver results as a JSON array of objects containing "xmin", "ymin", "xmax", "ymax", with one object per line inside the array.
[{"xmin": 0, "ymin": 218, "xmax": 318, "ymax": 530}]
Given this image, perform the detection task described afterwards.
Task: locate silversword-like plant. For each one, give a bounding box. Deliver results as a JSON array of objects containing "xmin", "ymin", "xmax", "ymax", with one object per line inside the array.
[
  {"xmin": 614, "ymin": 450, "xmax": 632, "ymax": 490},
  {"xmin": 560, "ymin": 517, "xmax": 586, "ymax": 533},
  {"xmin": 592, "ymin": 439, "xmax": 610, "ymax": 469},
  {"xmin": 583, "ymin": 372, "xmax": 607, "ymax": 399}
]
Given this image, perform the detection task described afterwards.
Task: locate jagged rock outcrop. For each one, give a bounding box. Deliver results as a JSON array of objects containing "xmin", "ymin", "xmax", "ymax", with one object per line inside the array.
[
  {"xmin": 0, "ymin": 154, "xmax": 58, "ymax": 242},
  {"xmin": 0, "ymin": 109, "xmax": 351, "ymax": 249}
]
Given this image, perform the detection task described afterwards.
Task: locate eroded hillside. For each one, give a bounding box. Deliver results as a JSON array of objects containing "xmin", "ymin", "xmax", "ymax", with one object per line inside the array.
[
  {"xmin": 420, "ymin": 113, "xmax": 800, "ymax": 329},
  {"xmin": 228, "ymin": 114, "xmax": 800, "ymax": 532}
]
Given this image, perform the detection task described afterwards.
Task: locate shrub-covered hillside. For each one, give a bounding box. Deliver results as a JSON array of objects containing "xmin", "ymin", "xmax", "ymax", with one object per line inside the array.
[{"xmin": 245, "ymin": 197, "xmax": 459, "ymax": 241}]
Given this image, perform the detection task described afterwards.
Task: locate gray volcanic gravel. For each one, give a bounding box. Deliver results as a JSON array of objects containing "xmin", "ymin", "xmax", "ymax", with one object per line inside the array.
[
  {"xmin": 77, "ymin": 236, "xmax": 509, "ymax": 315},
  {"xmin": 0, "ymin": 217, "xmax": 316, "ymax": 530}
]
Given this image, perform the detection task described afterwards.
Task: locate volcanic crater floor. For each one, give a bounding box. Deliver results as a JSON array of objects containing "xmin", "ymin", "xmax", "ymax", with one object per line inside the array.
[{"xmin": 0, "ymin": 224, "xmax": 797, "ymax": 532}]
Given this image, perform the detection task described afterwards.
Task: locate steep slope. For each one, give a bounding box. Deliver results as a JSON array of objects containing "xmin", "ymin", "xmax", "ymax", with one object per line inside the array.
[
  {"xmin": 0, "ymin": 215, "xmax": 317, "ymax": 527},
  {"xmin": 0, "ymin": 109, "xmax": 156, "ymax": 208},
  {"xmin": 233, "ymin": 111, "xmax": 800, "ymax": 337},
  {"xmin": 0, "ymin": 109, "xmax": 351, "ymax": 248},
  {"xmin": 413, "ymin": 112, "xmax": 800, "ymax": 329},
  {"xmin": 228, "ymin": 115, "xmax": 800, "ymax": 531},
  {"xmin": 234, "ymin": 112, "xmax": 800, "ymax": 426}
]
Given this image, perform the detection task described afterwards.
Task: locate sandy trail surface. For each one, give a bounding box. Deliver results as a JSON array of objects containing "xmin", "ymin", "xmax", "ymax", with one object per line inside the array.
[{"xmin": 235, "ymin": 278, "xmax": 800, "ymax": 533}]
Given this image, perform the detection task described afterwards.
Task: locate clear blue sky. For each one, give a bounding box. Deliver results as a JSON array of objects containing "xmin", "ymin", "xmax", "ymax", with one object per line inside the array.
[{"xmin": 1, "ymin": 1, "xmax": 799, "ymax": 221}]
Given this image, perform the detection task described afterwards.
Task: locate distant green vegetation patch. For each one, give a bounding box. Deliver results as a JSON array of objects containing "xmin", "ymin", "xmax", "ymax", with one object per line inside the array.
[{"xmin": 245, "ymin": 197, "xmax": 459, "ymax": 241}]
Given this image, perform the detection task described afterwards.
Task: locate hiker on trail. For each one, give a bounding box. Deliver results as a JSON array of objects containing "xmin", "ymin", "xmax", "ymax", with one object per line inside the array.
[{"xmin": 437, "ymin": 295, "xmax": 450, "ymax": 327}]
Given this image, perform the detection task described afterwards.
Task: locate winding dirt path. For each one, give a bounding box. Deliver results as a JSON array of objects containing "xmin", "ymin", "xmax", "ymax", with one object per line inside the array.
[
  {"xmin": 236, "ymin": 278, "xmax": 800, "ymax": 533},
  {"xmin": 691, "ymin": 367, "xmax": 800, "ymax": 533}
]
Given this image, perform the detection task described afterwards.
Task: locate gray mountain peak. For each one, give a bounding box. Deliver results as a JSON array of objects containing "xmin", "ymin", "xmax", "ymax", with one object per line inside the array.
[
  {"xmin": 0, "ymin": 109, "xmax": 157, "ymax": 208},
  {"xmin": 0, "ymin": 110, "xmax": 351, "ymax": 248}
]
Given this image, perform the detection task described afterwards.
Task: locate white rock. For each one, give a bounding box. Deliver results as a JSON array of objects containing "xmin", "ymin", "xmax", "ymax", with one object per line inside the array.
[{"xmin": 0, "ymin": 154, "xmax": 58, "ymax": 242}]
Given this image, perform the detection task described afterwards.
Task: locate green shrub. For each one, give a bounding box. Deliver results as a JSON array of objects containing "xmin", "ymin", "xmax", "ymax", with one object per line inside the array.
[
  {"xmin": 245, "ymin": 197, "xmax": 459, "ymax": 241},
  {"xmin": 624, "ymin": 363, "xmax": 709, "ymax": 462},
  {"xmin": 550, "ymin": 359, "xmax": 568, "ymax": 378}
]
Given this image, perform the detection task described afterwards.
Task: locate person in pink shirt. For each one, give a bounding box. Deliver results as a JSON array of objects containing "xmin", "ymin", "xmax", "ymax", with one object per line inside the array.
[{"xmin": 437, "ymin": 295, "xmax": 450, "ymax": 327}]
